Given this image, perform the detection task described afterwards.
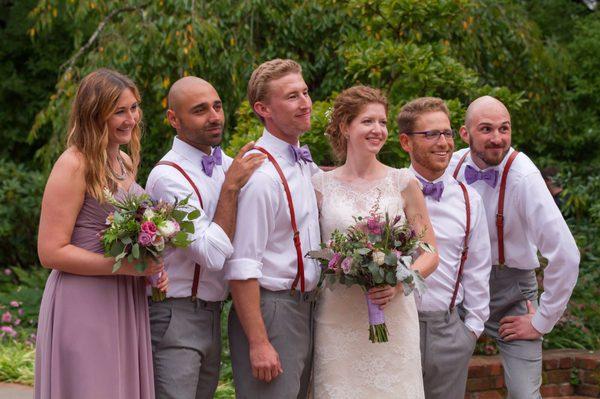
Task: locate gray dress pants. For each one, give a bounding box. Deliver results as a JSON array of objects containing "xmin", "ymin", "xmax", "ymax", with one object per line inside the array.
[
  {"xmin": 419, "ymin": 309, "xmax": 477, "ymax": 399},
  {"xmin": 228, "ymin": 288, "xmax": 316, "ymax": 399},
  {"xmin": 485, "ymin": 267, "xmax": 542, "ymax": 399},
  {"xmin": 149, "ymin": 297, "xmax": 222, "ymax": 399}
]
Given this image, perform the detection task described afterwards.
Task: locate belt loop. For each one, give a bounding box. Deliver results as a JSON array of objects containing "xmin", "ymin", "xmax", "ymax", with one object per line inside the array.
[{"xmin": 445, "ymin": 309, "xmax": 451, "ymax": 323}]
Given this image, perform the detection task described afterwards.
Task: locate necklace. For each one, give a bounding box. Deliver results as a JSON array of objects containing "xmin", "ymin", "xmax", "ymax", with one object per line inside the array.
[{"xmin": 110, "ymin": 154, "xmax": 128, "ymax": 181}]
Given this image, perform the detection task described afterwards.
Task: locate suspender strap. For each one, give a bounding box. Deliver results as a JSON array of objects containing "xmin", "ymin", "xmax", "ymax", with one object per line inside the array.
[
  {"xmin": 156, "ymin": 160, "xmax": 203, "ymax": 300},
  {"xmin": 253, "ymin": 146, "xmax": 306, "ymax": 293},
  {"xmin": 450, "ymin": 182, "xmax": 471, "ymax": 311},
  {"xmin": 452, "ymin": 150, "xmax": 470, "ymax": 179},
  {"xmin": 496, "ymin": 150, "xmax": 519, "ymax": 266}
]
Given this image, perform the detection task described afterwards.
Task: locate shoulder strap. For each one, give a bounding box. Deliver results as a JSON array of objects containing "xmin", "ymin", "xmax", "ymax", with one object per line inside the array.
[
  {"xmin": 450, "ymin": 181, "xmax": 471, "ymax": 311},
  {"xmin": 452, "ymin": 150, "xmax": 470, "ymax": 179},
  {"xmin": 253, "ymin": 146, "xmax": 305, "ymax": 293},
  {"xmin": 155, "ymin": 160, "xmax": 203, "ymax": 300},
  {"xmin": 496, "ymin": 150, "xmax": 519, "ymax": 266}
]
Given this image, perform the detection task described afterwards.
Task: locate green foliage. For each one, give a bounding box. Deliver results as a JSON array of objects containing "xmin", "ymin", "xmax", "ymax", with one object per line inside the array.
[
  {"xmin": 0, "ymin": 340, "xmax": 35, "ymax": 386},
  {"xmin": 0, "ymin": 266, "xmax": 49, "ymax": 331},
  {"xmin": 0, "ymin": 161, "xmax": 45, "ymax": 269}
]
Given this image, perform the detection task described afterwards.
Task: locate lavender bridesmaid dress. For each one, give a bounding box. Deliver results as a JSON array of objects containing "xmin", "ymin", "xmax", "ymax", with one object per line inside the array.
[{"xmin": 35, "ymin": 184, "xmax": 155, "ymax": 399}]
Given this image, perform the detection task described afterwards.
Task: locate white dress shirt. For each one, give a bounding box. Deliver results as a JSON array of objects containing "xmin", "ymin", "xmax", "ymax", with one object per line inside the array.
[
  {"xmin": 411, "ymin": 167, "xmax": 492, "ymax": 336},
  {"xmin": 145, "ymin": 137, "xmax": 234, "ymax": 301},
  {"xmin": 224, "ymin": 129, "xmax": 321, "ymax": 291},
  {"xmin": 449, "ymin": 147, "xmax": 580, "ymax": 334}
]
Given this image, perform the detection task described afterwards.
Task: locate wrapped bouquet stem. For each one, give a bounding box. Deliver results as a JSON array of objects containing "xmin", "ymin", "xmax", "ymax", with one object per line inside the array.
[{"xmin": 308, "ymin": 205, "xmax": 434, "ymax": 343}]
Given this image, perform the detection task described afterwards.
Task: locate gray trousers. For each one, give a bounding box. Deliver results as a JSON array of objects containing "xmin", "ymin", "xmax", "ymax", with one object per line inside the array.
[
  {"xmin": 484, "ymin": 267, "xmax": 542, "ymax": 399},
  {"xmin": 228, "ymin": 288, "xmax": 316, "ymax": 399},
  {"xmin": 149, "ymin": 297, "xmax": 222, "ymax": 399},
  {"xmin": 419, "ymin": 309, "xmax": 477, "ymax": 399}
]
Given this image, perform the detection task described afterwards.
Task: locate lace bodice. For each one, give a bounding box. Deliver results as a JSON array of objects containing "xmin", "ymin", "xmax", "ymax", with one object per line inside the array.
[
  {"xmin": 311, "ymin": 167, "xmax": 424, "ymax": 399},
  {"xmin": 313, "ymin": 167, "xmax": 415, "ymax": 242}
]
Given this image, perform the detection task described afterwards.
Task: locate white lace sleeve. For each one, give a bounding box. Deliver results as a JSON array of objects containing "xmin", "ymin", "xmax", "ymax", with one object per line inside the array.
[
  {"xmin": 311, "ymin": 170, "xmax": 325, "ymax": 211},
  {"xmin": 395, "ymin": 168, "xmax": 420, "ymax": 194}
]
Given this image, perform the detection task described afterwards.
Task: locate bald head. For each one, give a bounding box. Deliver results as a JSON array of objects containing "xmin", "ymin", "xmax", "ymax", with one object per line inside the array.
[
  {"xmin": 168, "ymin": 76, "xmax": 215, "ymax": 114},
  {"xmin": 464, "ymin": 96, "xmax": 510, "ymax": 130}
]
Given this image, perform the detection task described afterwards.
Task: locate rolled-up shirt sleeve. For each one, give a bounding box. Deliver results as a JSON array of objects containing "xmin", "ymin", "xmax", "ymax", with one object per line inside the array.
[
  {"xmin": 224, "ymin": 171, "xmax": 279, "ymax": 281},
  {"xmin": 461, "ymin": 194, "xmax": 492, "ymax": 337},
  {"xmin": 520, "ymin": 172, "xmax": 580, "ymax": 334},
  {"xmin": 146, "ymin": 167, "xmax": 233, "ymax": 271}
]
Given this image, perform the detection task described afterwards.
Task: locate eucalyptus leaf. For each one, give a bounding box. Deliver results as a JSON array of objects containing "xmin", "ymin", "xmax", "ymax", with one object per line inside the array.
[
  {"xmin": 419, "ymin": 242, "xmax": 436, "ymax": 253},
  {"xmin": 112, "ymin": 260, "xmax": 122, "ymax": 273},
  {"xmin": 307, "ymin": 248, "xmax": 334, "ymax": 261},
  {"xmin": 187, "ymin": 209, "xmax": 201, "ymax": 220},
  {"xmin": 355, "ymin": 247, "xmax": 371, "ymax": 255},
  {"xmin": 109, "ymin": 241, "xmax": 125, "ymax": 257},
  {"xmin": 132, "ymin": 243, "xmax": 140, "ymax": 259}
]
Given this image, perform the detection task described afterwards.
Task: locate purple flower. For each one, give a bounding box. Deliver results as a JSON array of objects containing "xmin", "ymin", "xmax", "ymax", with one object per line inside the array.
[
  {"xmin": 14, "ymin": 319, "xmax": 20, "ymax": 326},
  {"xmin": 1, "ymin": 326, "xmax": 17, "ymax": 337},
  {"xmin": 18, "ymin": 309, "xmax": 24, "ymax": 316},
  {"xmin": 138, "ymin": 232, "xmax": 153, "ymax": 247},
  {"xmin": 341, "ymin": 257, "xmax": 353, "ymax": 274},
  {"xmin": 1, "ymin": 311, "xmax": 11, "ymax": 323},
  {"xmin": 141, "ymin": 221, "xmax": 157, "ymax": 236},
  {"xmin": 9, "ymin": 301, "xmax": 19, "ymax": 308},
  {"xmin": 3, "ymin": 268, "xmax": 11, "ymax": 276},
  {"xmin": 328, "ymin": 253, "xmax": 342, "ymax": 270},
  {"xmin": 367, "ymin": 217, "xmax": 383, "ymax": 235}
]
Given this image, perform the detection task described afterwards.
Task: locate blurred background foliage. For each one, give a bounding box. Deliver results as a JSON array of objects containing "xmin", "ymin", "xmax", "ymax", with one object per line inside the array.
[{"xmin": 1, "ymin": 0, "xmax": 599, "ymax": 387}]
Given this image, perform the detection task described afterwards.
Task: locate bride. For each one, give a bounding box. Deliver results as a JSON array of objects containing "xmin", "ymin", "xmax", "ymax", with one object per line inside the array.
[{"xmin": 312, "ymin": 86, "xmax": 439, "ymax": 398}]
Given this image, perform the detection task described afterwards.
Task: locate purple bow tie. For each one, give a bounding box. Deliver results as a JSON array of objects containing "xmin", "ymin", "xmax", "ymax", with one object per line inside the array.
[
  {"xmin": 289, "ymin": 144, "xmax": 313, "ymax": 164},
  {"xmin": 417, "ymin": 177, "xmax": 444, "ymax": 201},
  {"xmin": 201, "ymin": 147, "xmax": 223, "ymax": 177},
  {"xmin": 464, "ymin": 164, "xmax": 498, "ymax": 188}
]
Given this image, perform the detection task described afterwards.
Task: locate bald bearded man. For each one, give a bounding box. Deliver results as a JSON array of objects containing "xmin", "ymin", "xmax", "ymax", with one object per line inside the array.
[
  {"xmin": 450, "ymin": 96, "xmax": 579, "ymax": 399},
  {"xmin": 146, "ymin": 76, "xmax": 265, "ymax": 399}
]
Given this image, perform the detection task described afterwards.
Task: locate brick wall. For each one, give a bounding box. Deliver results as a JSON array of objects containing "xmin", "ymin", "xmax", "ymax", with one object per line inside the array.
[{"xmin": 466, "ymin": 349, "xmax": 600, "ymax": 398}]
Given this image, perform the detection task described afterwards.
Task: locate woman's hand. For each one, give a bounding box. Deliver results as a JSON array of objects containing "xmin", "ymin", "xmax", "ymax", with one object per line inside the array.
[
  {"xmin": 367, "ymin": 285, "xmax": 403, "ymax": 309},
  {"xmin": 156, "ymin": 271, "xmax": 169, "ymax": 293},
  {"xmin": 118, "ymin": 255, "xmax": 164, "ymax": 277}
]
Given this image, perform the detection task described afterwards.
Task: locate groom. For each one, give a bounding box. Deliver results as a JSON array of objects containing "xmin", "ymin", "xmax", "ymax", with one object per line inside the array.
[
  {"xmin": 225, "ymin": 59, "xmax": 321, "ymax": 398},
  {"xmin": 398, "ymin": 97, "xmax": 491, "ymax": 399}
]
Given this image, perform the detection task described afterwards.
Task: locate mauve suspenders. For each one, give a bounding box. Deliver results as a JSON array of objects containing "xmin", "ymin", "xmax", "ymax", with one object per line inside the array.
[
  {"xmin": 155, "ymin": 161, "xmax": 203, "ymax": 300},
  {"xmin": 253, "ymin": 146, "xmax": 306, "ymax": 293},
  {"xmin": 452, "ymin": 150, "xmax": 520, "ymax": 266},
  {"xmin": 449, "ymin": 182, "xmax": 471, "ymax": 311}
]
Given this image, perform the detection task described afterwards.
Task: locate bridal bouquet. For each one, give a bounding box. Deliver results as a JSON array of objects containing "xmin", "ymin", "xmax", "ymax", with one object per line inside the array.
[
  {"xmin": 101, "ymin": 188, "xmax": 200, "ymax": 301},
  {"xmin": 308, "ymin": 205, "xmax": 432, "ymax": 343}
]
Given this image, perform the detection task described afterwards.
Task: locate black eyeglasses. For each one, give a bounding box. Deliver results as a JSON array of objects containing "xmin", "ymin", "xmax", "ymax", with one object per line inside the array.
[{"xmin": 406, "ymin": 129, "xmax": 456, "ymax": 140}]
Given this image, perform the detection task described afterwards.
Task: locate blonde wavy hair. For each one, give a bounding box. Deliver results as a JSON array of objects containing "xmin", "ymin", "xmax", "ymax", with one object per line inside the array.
[
  {"xmin": 325, "ymin": 85, "xmax": 388, "ymax": 163},
  {"xmin": 66, "ymin": 68, "xmax": 143, "ymax": 202}
]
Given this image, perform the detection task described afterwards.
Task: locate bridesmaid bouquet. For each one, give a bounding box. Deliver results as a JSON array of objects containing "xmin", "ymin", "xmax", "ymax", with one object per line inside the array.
[
  {"xmin": 101, "ymin": 188, "xmax": 200, "ymax": 301},
  {"xmin": 308, "ymin": 206, "xmax": 433, "ymax": 343}
]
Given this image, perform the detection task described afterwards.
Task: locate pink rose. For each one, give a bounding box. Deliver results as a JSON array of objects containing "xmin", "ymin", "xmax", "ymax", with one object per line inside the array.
[
  {"xmin": 3, "ymin": 268, "xmax": 11, "ymax": 276},
  {"xmin": 328, "ymin": 253, "xmax": 342, "ymax": 270},
  {"xmin": 138, "ymin": 232, "xmax": 153, "ymax": 247},
  {"xmin": 1, "ymin": 311, "xmax": 11, "ymax": 323},
  {"xmin": 18, "ymin": 309, "xmax": 24, "ymax": 316},
  {"xmin": 341, "ymin": 257, "xmax": 353, "ymax": 274},
  {"xmin": 10, "ymin": 301, "xmax": 19, "ymax": 308},
  {"xmin": 141, "ymin": 221, "xmax": 157, "ymax": 236}
]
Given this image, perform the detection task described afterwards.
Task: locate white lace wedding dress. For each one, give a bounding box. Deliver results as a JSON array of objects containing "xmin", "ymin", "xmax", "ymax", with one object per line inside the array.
[{"xmin": 312, "ymin": 167, "xmax": 425, "ymax": 399}]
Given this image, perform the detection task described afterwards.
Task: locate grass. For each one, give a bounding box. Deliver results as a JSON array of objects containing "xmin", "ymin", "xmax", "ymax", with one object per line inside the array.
[{"xmin": 0, "ymin": 340, "xmax": 35, "ymax": 386}]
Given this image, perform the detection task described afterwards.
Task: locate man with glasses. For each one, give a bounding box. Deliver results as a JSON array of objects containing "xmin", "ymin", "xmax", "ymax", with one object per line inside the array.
[
  {"xmin": 450, "ymin": 96, "xmax": 579, "ymax": 398},
  {"xmin": 398, "ymin": 97, "xmax": 492, "ymax": 399}
]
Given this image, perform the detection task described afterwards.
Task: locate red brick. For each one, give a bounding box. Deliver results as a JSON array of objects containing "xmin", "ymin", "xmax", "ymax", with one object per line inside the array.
[
  {"xmin": 492, "ymin": 375, "xmax": 505, "ymax": 389},
  {"xmin": 541, "ymin": 384, "xmax": 561, "ymax": 397},
  {"xmin": 580, "ymin": 369, "xmax": 600, "ymax": 385},
  {"xmin": 467, "ymin": 377, "xmax": 497, "ymax": 392},
  {"xmin": 558, "ymin": 382, "xmax": 574, "ymax": 395},
  {"xmin": 576, "ymin": 383, "xmax": 600, "ymax": 396},
  {"xmin": 546, "ymin": 369, "xmax": 573, "ymax": 384},
  {"xmin": 544, "ymin": 357, "xmax": 560, "ymax": 370},
  {"xmin": 470, "ymin": 391, "xmax": 504, "ymax": 399},
  {"xmin": 576, "ymin": 356, "xmax": 600, "ymax": 370},
  {"xmin": 559, "ymin": 356, "xmax": 574, "ymax": 369}
]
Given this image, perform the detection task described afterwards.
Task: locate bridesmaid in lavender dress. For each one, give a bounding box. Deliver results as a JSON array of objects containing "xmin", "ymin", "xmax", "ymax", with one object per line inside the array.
[{"xmin": 35, "ymin": 69, "xmax": 168, "ymax": 399}]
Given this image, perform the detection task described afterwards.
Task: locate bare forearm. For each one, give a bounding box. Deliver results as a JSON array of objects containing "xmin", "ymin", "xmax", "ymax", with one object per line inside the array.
[
  {"xmin": 412, "ymin": 251, "xmax": 438, "ymax": 278},
  {"xmin": 212, "ymin": 185, "xmax": 240, "ymax": 241},
  {"xmin": 229, "ymin": 279, "xmax": 269, "ymax": 345},
  {"xmin": 38, "ymin": 244, "xmax": 116, "ymax": 275}
]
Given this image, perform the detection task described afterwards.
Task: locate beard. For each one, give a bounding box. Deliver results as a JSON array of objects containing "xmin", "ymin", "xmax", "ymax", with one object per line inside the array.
[
  {"xmin": 471, "ymin": 145, "xmax": 509, "ymax": 167},
  {"xmin": 181, "ymin": 120, "xmax": 224, "ymax": 148}
]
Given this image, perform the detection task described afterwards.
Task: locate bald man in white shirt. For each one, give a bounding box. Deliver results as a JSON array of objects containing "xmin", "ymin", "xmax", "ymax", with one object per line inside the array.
[
  {"xmin": 450, "ymin": 96, "xmax": 580, "ymax": 399},
  {"xmin": 398, "ymin": 97, "xmax": 492, "ymax": 399},
  {"xmin": 225, "ymin": 59, "xmax": 321, "ymax": 399},
  {"xmin": 146, "ymin": 76, "xmax": 264, "ymax": 399}
]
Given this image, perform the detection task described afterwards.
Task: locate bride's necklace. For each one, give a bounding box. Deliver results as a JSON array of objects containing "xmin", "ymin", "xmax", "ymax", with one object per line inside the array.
[{"xmin": 109, "ymin": 154, "xmax": 128, "ymax": 181}]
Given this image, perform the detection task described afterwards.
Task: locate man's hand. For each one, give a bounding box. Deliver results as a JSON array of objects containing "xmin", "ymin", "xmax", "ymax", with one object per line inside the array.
[
  {"xmin": 249, "ymin": 340, "xmax": 283, "ymax": 383},
  {"xmin": 499, "ymin": 300, "xmax": 543, "ymax": 341},
  {"xmin": 223, "ymin": 141, "xmax": 266, "ymax": 191}
]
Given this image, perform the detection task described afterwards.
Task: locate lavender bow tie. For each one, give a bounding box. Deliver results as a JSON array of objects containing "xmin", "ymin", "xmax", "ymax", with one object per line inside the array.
[
  {"xmin": 201, "ymin": 147, "xmax": 223, "ymax": 177},
  {"xmin": 464, "ymin": 164, "xmax": 498, "ymax": 188},
  {"xmin": 417, "ymin": 176, "xmax": 444, "ymax": 201},
  {"xmin": 289, "ymin": 144, "xmax": 313, "ymax": 164}
]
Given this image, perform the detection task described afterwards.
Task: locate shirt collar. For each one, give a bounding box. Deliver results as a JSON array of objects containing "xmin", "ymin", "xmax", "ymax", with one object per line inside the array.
[
  {"xmin": 409, "ymin": 164, "xmax": 453, "ymax": 185},
  {"xmin": 257, "ymin": 128, "xmax": 299, "ymax": 166},
  {"xmin": 465, "ymin": 147, "xmax": 515, "ymax": 173},
  {"xmin": 172, "ymin": 136, "xmax": 218, "ymax": 165}
]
